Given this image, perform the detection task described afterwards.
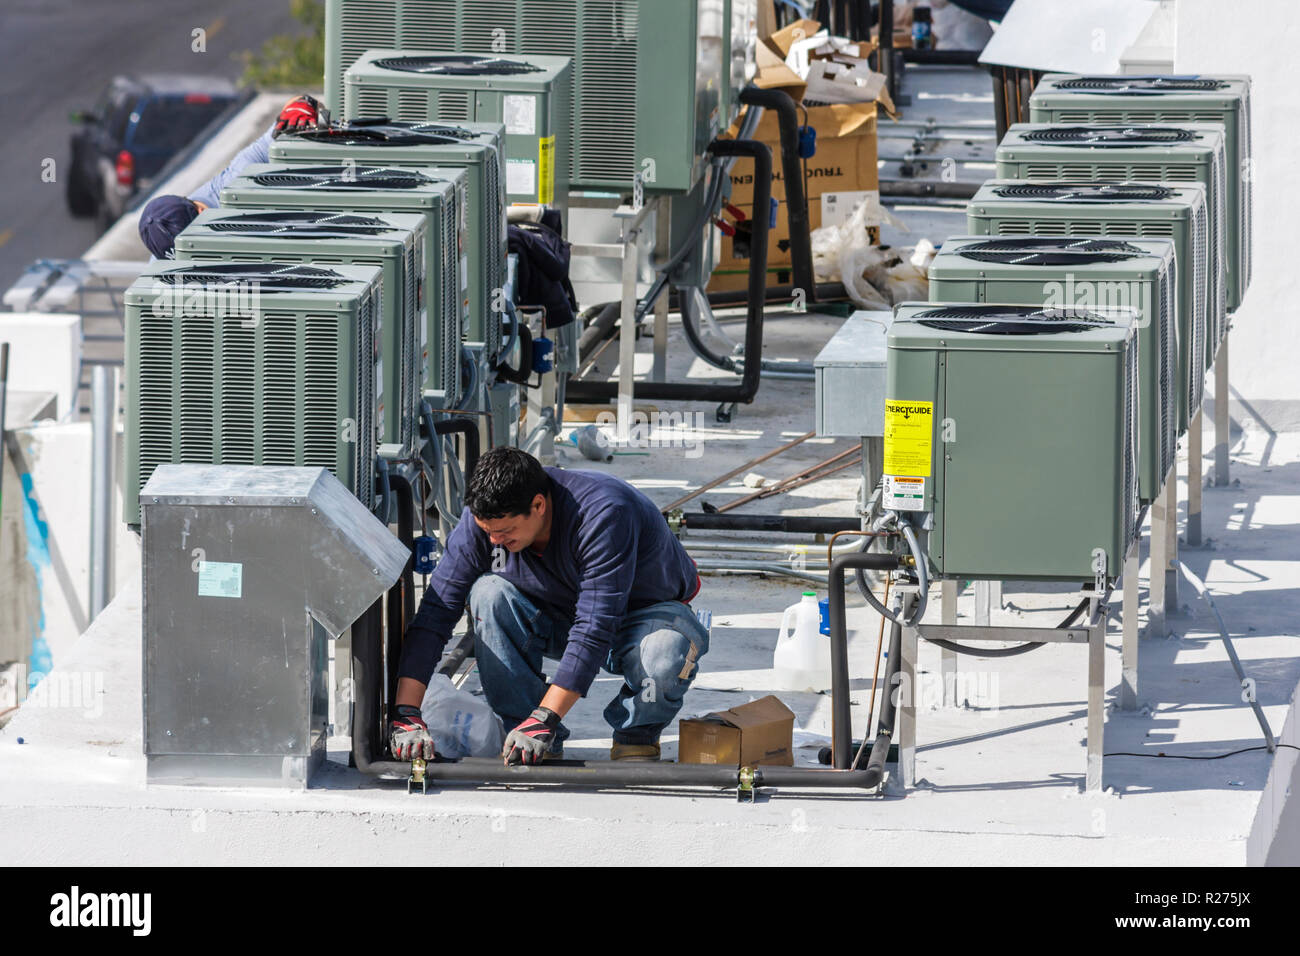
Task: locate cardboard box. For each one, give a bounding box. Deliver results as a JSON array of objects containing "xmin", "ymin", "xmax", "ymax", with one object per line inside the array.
[
  {"xmin": 725, "ymin": 102, "xmax": 878, "ymax": 208},
  {"xmin": 753, "ymin": 37, "xmax": 807, "ymax": 101},
  {"xmin": 709, "ymin": 102, "xmax": 879, "ymax": 291},
  {"xmin": 678, "ymin": 695, "xmax": 796, "ymax": 767}
]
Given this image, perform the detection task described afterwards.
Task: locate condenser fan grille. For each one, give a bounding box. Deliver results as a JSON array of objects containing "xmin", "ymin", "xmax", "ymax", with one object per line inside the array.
[
  {"xmin": 916, "ymin": 305, "xmax": 1115, "ymax": 335},
  {"xmin": 155, "ymin": 263, "xmax": 348, "ymax": 289},
  {"xmin": 289, "ymin": 123, "xmax": 478, "ymax": 146},
  {"xmin": 993, "ymin": 182, "xmax": 1173, "ymax": 201},
  {"xmin": 207, "ymin": 212, "xmax": 391, "ymax": 234},
  {"xmin": 251, "ymin": 166, "xmax": 434, "ymax": 189},
  {"xmin": 373, "ymin": 54, "xmax": 543, "ymax": 76},
  {"xmin": 208, "ymin": 212, "xmax": 387, "ymax": 228},
  {"xmin": 402, "ymin": 122, "xmax": 477, "ymax": 139},
  {"xmin": 1056, "ymin": 76, "xmax": 1226, "ymax": 92},
  {"xmin": 959, "ymin": 237, "xmax": 1144, "ymax": 265},
  {"xmin": 1023, "ymin": 126, "xmax": 1196, "ymax": 145}
]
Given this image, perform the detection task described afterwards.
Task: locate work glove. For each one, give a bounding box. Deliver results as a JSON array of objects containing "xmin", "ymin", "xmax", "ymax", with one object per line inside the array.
[
  {"xmin": 273, "ymin": 94, "xmax": 321, "ymax": 137},
  {"xmin": 389, "ymin": 704, "xmax": 436, "ymax": 760},
  {"xmin": 502, "ymin": 707, "xmax": 560, "ymax": 766}
]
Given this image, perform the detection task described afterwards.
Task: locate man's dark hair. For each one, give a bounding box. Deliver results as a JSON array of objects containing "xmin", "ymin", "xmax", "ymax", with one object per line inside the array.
[{"xmin": 464, "ymin": 447, "xmax": 551, "ymax": 519}]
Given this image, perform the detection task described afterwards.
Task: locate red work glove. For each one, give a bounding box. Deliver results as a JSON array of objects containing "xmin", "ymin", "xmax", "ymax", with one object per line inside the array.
[
  {"xmin": 273, "ymin": 94, "xmax": 321, "ymax": 137},
  {"xmin": 502, "ymin": 707, "xmax": 560, "ymax": 766},
  {"xmin": 389, "ymin": 704, "xmax": 436, "ymax": 760}
]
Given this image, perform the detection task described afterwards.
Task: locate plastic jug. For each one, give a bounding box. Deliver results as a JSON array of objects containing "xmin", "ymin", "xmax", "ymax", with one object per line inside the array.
[{"xmin": 773, "ymin": 591, "xmax": 833, "ymax": 692}]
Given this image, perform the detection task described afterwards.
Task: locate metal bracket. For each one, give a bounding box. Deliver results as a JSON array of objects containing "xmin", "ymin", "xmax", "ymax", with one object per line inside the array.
[
  {"xmin": 1091, "ymin": 547, "xmax": 1108, "ymax": 596},
  {"xmin": 407, "ymin": 757, "xmax": 427, "ymax": 795},
  {"xmin": 736, "ymin": 766, "xmax": 759, "ymax": 803},
  {"xmin": 632, "ymin": 171, "xmax": 645, "ymax": 214},
  {"xmin": 716, "ymin": 401, "xmax": 737, "ymax": 423}
]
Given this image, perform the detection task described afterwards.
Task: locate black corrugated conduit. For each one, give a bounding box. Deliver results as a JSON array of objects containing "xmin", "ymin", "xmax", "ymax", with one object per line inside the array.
[{"xmin": 565, "ymin": 136, "xmax": 772, "ymax": 406}]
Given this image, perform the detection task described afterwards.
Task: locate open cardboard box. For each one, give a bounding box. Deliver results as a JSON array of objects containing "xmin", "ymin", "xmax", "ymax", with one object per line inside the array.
[{"xmin": 710, "ymin": 16, "xmax": 893, "ymax": 291}]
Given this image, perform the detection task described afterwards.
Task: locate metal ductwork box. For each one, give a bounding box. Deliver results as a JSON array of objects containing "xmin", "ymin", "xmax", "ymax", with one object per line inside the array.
[
  {"xmin": 174, "ymin": 209, "xmax": 427, "ymax": 459},
  {"xmin": 928, "ymin": 236, "xmax": 1178, "ymax": 502},
  {"xmin": 995, "ymin": 123, "xmax": 1228, "ymax": 360},
  {"xmin": 141, "ymin": 464, "xmax": 408, "ymax": 788},
  {"xmin": 124, "ymin": 261, "xmax": 385, "ymax": 528},
  {"xmin": 966, "ymin": 180, "xmax": 1208, "ymax": 432},
  {"xmin": 887, "ymin": 303, "xmax": 1139, "ymax": 583},
  {"xmin": 343, "ymin": 53, "xmax": 569, "ymax": 211},
  {"xmin": 324, "ymin": 0, "xmax": 757, "ymax": 193},
  {"xmin": 219, "ymin": 163, "xmax": 470, "ymax": 399},
  {"xmin": 1029, "ymin": 74, "xmax": 1252, "ymax": 311},
  {"xmin": 270, "ymin": 121, "xmax": 508, "ymax": 352}
]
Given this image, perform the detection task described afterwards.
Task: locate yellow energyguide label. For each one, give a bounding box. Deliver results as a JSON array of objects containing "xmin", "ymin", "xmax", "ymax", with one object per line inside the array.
[
  {"xmin": 883, "ymin": 400, "xmax": 934, "ymax": 476},
  {"xmin": 539, "ymin": 135, "xmax": 556, "ymax": 205}
]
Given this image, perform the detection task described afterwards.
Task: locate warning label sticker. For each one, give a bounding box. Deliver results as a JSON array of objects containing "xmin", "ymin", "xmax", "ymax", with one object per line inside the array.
[
  {"xmin": 538, "ymin": 135, "xmax": 556, "ymax": 205},
  {"xmin": 506, "ymin": 158, "xmax": 536, "ymax": 197},
  {"xmin": 883, "ymin": 400, "xmax": 934, "ymax": 476},
  {"xmin": 883, "ymin": 475, "xmax": 927, "ymax": 512},
  {"xmin": 503, "ymin": 94, "xmax": 537, "ymax": 136}
]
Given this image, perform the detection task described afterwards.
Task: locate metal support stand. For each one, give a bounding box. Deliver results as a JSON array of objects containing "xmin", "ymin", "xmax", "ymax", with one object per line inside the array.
[
  {"xmin": 940, "ymin": 580, "xmax": 958, "ymax": 707},
  {"xmin": 1121, "ymin": 536, "xmax": 1140, "ymax": 711},
  {"xmin": 1086, "ymin": 594, "xmax": 1106, "ymax": 792},
  {"xmin": 570, "ymin": 198, "xmax": 660, "ymax": 443},
  {"xmin": 1214, "ymin": 334, "xmax": 1231, "ymax": 487},
  {"xmin": 89, "ymin": 365, "xmax": 116, "ymax": 620},
  {"xmin": 1147, "ymin": 464, "xmax": 1178, "ymax": 638},
  {"xmin": 617, "ymin": 216, "xmax": 640, "ymax": 444},
  {"xmin": 652, "ymin": 205, "xmax": 670, "ymax": 383},
  {"xmin": 899, "ymin": 585, "xmax": 1110, "ymax": 792},
  {"xmin": 897, "ymin": 588, "xmax": 920, "ymax": 788},
  {"xmin": 525, "ymin": 365, "xmax": 558, "ymax": 466},
  {"xmin": 974, "ymin": 580, "xmax": 1001, "ymax": 625},
  {"xmin": 1187, "ymin": 407, "xmax": 1204, "ymax": 546}
]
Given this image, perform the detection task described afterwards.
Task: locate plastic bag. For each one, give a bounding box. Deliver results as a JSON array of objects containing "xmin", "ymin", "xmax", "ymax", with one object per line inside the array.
[
  {"xmin": 880, "ymin": 239, "xmax": 937, "ymax": 304},
  {"xmin": 419, "ymin": 673, "xmax": 505, "ymax": 758},
  {"xmin": 809, "ymin": 194, "xmax": 909, "ymax": 310}
]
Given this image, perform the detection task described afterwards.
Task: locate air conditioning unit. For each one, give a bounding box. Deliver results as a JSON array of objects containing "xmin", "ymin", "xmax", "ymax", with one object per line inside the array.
[
  {"xmin": 343, "ymin": 53, "xmax": 570, "ymax": 213},
  {"xmin": 1029, "ymin": 74, "xmax": 1252, "ymax": 312},
  {"xmin": 928, "ymin": 236, "xmax": 1178, "ymax": 502},
  {"xmin": 218, "ymin": 163, "xmax": 469, "ymax": 403},
  {"xmin": 174, "ymin": 209, "xmax": 427, "ymax": 458},
  {"xmin": 996, "ymin": 123, "xmax": 1228, "ymax": 362},
  {"xmin": 324, "ymin": 0, "xmax": 757, "ymax": 193},
  {"xmin": 124, "ymin": 262, "xmax": 385, "ymax": 528},
  {"xmin": 270, "ymin": 121, "xmax": 508, "ymax": 353},
  {"xmin": 967, "ymin": 180, "xmax": 1208, "ymax": 432},
  {"xmin": 887, "ymin": 303, "xmax": 1139, "ymax": 583}
]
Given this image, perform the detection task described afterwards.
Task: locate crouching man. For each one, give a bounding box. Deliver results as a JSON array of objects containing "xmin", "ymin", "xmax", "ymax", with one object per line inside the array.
[{"xmin": 390, "ymin": 447, "xmax": 709, "ymax": 764}]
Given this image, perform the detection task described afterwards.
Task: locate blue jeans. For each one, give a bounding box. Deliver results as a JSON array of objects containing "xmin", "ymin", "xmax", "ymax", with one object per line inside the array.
[{"xmin": 468, "ymin": 575, "xmax": 710, "ymax": 746}]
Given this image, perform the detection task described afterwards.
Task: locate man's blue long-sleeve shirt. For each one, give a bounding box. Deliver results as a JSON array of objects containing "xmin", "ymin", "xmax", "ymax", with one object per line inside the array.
[
  {"xmin": 187, "ymin": 125, "xmax": 274, "ymax": 209},
  {"xmin": 399, "ymin": 468, "xmax": 700, "ymax": 695}
]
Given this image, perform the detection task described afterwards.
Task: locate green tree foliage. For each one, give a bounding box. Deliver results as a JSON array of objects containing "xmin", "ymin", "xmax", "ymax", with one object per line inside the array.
[{"xmin": 238, "ymin": 0, "xmax": 325, "ymax": 91}]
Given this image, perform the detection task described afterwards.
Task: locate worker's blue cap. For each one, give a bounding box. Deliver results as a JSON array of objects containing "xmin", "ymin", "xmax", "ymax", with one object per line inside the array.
[{"xmin": 138, "ymin": 195, "xmax": 200, "ymax": 259}]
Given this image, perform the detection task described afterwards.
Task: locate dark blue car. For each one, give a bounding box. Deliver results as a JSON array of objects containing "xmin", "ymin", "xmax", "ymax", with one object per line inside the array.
[{"xmin": 66, "ymin": 74, "xmax": 243, "ymax": 230}]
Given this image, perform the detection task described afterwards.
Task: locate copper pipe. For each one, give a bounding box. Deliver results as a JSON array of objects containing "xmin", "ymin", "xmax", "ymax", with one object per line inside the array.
[
  {"xmin": 748, "ymin": 455, "xmax": 862, "ymax": 502},
  {"xmin": 714, "ymin": 444, "xmax": 861, "ymax": 514},
  {"xmin": 661, "ymin": 429, "xmax": 816, "ymax": 513}
]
